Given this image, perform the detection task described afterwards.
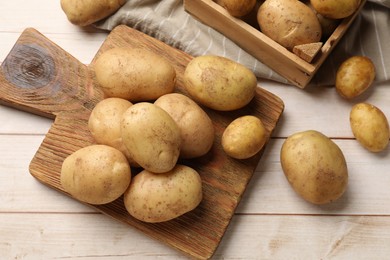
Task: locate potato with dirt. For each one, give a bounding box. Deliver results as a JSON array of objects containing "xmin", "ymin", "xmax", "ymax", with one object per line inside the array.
[
  {"xmin": 336, "ymin": 56, "xmax": 376, "ymax": 99},
  {"xmin": 217, "ymin": 0, "xmax": 257, "ymax": 17},
  {"xmin": 183, "ymin": 55, "xmax": 257, "ymax": 111},
  {"xmin": 350, "ymin": 103, "xmax": 389, "ymax": 152},
  {"xmin": 88, "ymin": 97, "xmax": 138, "ymax": 166},
  {"xmin": 124, "ymin": 164, "xmax": 203, "ymax": 223},
  {"xmin": 60, "ymin": 145, "xmax": 131, "ymax": 205},
  {"xmin": 310, "ymin": 0, "xmax": 360, "ymax": 19},
  {"xmin": 94, "ymin": 47, "xmax": 176, "ymax": 102},
  {"xmin": 121, "ymin": 102, "xmax": 181, "ymax": 173},
  {"xmin": 280, "ymin": 130, "xmax": 348, "ymax": 205},
  {"xmin": 222, "ymin": 115, "xmax": 267, "ymax": 159},
  {"xmin": 154, "ymin": 93, "xmax": 215, "ymax": 159},
  {"xmin": 61, "ymin": 0, "xmax": 126, "ymax": 26},
  {"xmin": 257, "ymin": 0, "xmax": 322, "ymax": 50}
]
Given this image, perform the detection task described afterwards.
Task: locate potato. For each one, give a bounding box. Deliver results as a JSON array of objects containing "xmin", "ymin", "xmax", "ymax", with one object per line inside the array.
[
  {"xmin": 307, "ymin": 1, "xmax": 340, "ymax": 39},
  {"xmin": 88, "ymin": 97, "xmax": 139, "ymax": 166},
  {"xmin": 280, "ymin": 130, "xmax": 348, "ymax": 204},
  {"xmin": 124, "ymin": 164, "xmax": 203, "ymax": 223},
  {"xmin": 310, "ymin": 0, "xmax": 360, "ymax": 19},
  {"xmin": 94, "ymin": 47, "xmax": 176, "ymax": 102},
  {"xmin": 222, "ymin": 115, "xmax": 267, "ymax": 159},
  {"xmin": 60, "ymin": 0, "xmax": 126, "ymax": 26},
  {"xmin": 183, "ymin": 55, "xmax": 257, "ymax": 111},
  {"xmin": 154, "ymin": 93, "xmax": 215, "ymax": 159},
  {"xmin": 350, "ymin": 103, "xmax": 389, "ymax": 152},
  {"xmin": 217, "ymin": 0, "xmax": 257, "ymax": 17},
  {"xmin": 257, "ymin": 0, "xmax": 322, "ymax": 50},
  {"xmin": 336, "ymin": 56, "xmax": 376, "ymax": 99},
  {"xmin": 60, "ymin": 145, "xmax": 131, "ymax": 205},
  {"xmin": 121, "ymin": 102, "xmax": 181, "ymax": 173}
]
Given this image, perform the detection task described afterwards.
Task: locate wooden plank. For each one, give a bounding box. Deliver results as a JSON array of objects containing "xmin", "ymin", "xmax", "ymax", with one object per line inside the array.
[
  {"xmin": 0, "ymin": 26, "xmax": 284, "ymax": 259},
  {"xmin": 2, "ymin": 213, "xmax": 390, "ymax": 259}
]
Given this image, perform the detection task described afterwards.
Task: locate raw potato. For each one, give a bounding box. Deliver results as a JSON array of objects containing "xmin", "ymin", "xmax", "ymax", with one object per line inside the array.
[
  {"xmin": 60, "ymin": 145, "xmax": 131, "ymax": 205},
  {"xmin": 217, "ymin": 0, "xmax": 257, "ymax": 17},
  {"xmin": 60, "ymin": 0, "xmax": 126, "ymax": 26},
  {"xmin": 88, "ymin": 97, "xmax": 138, "ymax": 166},
  {"xmin": 121, "ymin": 102, "xmax": 181, "ymax": 173},
  {"xmin": 307, "ymin": 1, "xmax": 340, "ymax": 39},
  {"xmin": 154, "ymin": 93, "xmax": 215, "ymax": 159},
  {"xmin": 94, "ymin": 47, "xmax": 176, "ymax": 102},
  {"xmin": 280, "ymin": 130, "xmax": 348, "ymax": 205},
  {"xmin": 336, "ymin": 56, "xmax": 376, "ymax": 99},
  {"xmin": 183, "ymin": 55, "xmax": 257, "ymax": 111},
  {"xmin": 257, "ymin": 0, "xmax": 322, "ymax": 50},
  {"xmin": 350, "ymin": 103, "xmax": 389, "ymax": 152},
  {"xmin": 310, "ymin": 0, "xmax": 360, "ymax": 19},
  {"xmin": 124, "ymin": 165, "xmax": 203, "ymax": 223},
  {"xmin": 222, "ymin": 115, "xmax": 267, "ymax": 159}
]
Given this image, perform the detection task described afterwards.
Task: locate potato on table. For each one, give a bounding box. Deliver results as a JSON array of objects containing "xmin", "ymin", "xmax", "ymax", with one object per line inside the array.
[
  {"xmin": 61, "ymin": 0, "xmax": 126, "ymax": 26},
  {"xmin": 336, "ymin": 56, "xmax": 376, "ymax": 99},
  {"xmin": 350, "ymin": 103, "xmax": 389, "ymax": 152},
  {"xmin": 280, "ymin": 130, "xmax": 348, "ymax": 205}
]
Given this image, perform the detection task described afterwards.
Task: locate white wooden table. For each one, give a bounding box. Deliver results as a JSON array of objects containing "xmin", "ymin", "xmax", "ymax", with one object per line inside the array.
[{"xmin": 1, "ymin": 1, "xmax": 389, "ymax": 259}]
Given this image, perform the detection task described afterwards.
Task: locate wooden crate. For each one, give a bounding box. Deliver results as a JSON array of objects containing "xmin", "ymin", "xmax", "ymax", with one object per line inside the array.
[{"xmin": 184, "ymin": 0, "xmax": 366, "ymax": 88}]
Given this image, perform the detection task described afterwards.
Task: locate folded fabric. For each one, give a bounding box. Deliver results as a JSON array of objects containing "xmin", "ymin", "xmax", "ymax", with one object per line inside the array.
[{"xmin": 95, "ymin": 0, "xmax": 390, "ymax": 87}]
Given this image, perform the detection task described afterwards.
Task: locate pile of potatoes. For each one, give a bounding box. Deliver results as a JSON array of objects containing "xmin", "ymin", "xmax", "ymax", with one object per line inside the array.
[
  {"xmin": 217, "ymin": 0, "xmax": 361, "ymax": 62},
  {"xmin": 60, "ymin": 47, "xmax": 269, "ymax": 223},
  {"xmin": 279, "ymin": 55, "xmax": 388, "ymax": 205},
  {"xmin": 216, "ymin": 0, "xmax": 390, "ymax": 205}
]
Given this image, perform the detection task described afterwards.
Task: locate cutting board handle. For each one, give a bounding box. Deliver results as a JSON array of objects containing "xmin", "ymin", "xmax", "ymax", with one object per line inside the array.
[{"xmin": 0, "ymin": 28, "xmax": 103, "ymax": 119}]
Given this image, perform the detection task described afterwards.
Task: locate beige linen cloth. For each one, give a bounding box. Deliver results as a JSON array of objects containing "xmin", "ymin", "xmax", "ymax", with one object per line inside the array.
[{"xmin": 95, "ymin": 0, "xmax": 390, "ymax": 86}]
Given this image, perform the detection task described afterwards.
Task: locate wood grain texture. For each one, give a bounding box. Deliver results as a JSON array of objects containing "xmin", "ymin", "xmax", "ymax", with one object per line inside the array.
[{"xmin": 0, "ymin": 25, "xmax": 284, "ymax": 259}]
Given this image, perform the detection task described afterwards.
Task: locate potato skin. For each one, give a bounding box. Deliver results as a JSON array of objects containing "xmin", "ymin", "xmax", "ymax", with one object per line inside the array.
[
  {"xmin": 121, "ymin": 102, "xmax": 181, "ymax": 173},
  {"xmin": 60, "ymin": 145, "xmax": 131, "ymax": 205},
  {"xmin": 183, "ymin": 55, "xmax": 257, "ymax": 111},
  {"xmin": 336, "ymin": 56, "xmax": 376, "ymax": 99},
  {"xmin": 350, "ymin": 103, "xmax": 389, "ymax": 152},
  {"xmin": 217, "ymin": 0, "xmax": 257, "ymax": 17},
  {"xmin": 154, "ymin": 93, "xmax": 215, "ymax": 159},
  {"xmin": 222, "ymin": 115, "xmax": 267, "ymax": 159},
  {"xmin": 94, "ymin": 47, "xmax": 176, "ymax": 102},
  {"xmin": 124, "ymin": 165, "xmax": 203, "ymax": 223},
  {"xmin": 60, "ymin": 0, "xmax": 126, "ymax": 26},
  {"xmin": 88, "ymin": 98, "xmax": 137, "ymax": 165},
  {"xmin": 257, "ymin": 0, "xmax": 322, "ymax": 50},
  {"xmin": 280, "ymin": 130, "xmax": 348, "ymax": 205},
  {"xmin": 310, "ymin": 0, "xmax": 360, "ymax": 19}
]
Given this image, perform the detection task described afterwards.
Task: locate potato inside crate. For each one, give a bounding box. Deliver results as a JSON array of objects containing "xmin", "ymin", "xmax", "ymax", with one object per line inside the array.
[{"xmin": 184, "ymin": 0, "xmax": 367, "ymax": 88}]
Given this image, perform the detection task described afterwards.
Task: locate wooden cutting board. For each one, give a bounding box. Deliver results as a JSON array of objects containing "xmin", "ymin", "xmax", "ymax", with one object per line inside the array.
[{"xmin": 0, "ymin": 25, "xmax": 284, "ymax": 259}]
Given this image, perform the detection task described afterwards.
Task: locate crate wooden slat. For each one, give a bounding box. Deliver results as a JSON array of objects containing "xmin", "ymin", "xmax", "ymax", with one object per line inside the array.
[{"xmin": 184, "ymin": 0, "xmax": 367, "ymax": 88}]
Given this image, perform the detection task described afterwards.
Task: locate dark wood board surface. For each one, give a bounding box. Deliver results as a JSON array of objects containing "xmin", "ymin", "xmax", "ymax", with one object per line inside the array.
[{"xmin": 0, "ymin": 25, "xmax": 284, "ymax": 259}]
